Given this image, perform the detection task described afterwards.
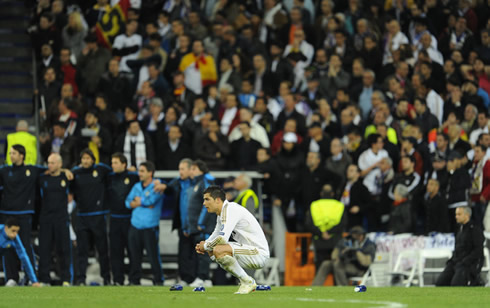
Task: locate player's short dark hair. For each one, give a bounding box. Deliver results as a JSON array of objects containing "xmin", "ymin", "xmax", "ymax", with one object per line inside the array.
[
  {"xmin": 5, "ymin": 217, "xmax": 20, "ymax": 228},
  {"xmin": 111, "ymin": 152, "xmax": 127, "ymax": 166},
  {"xmin": 11, "ymin": 144, "xmax": 26, "ymax": 161},
  {"xmin": 80, "ymin": 148, "xmax": 95, "ymax": 162},
  {"xmin": 192, "ymin": 159, "xmax": 209, "ymax": 174},
  {"xmin": 203, "ymin": 185, "xmax": 226, "ymax": 201},
  {"xmin": 139, "ymin": 161, "xmax": 155, "ymax": 175}
]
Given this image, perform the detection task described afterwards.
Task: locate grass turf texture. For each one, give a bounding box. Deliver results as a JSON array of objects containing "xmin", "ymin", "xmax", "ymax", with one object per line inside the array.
[{"xmin": 0, "ymin": 286, "xmax": 488, "ymax": 308}]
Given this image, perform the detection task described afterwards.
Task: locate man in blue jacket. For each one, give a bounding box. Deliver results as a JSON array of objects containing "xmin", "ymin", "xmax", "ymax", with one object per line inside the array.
[
  {"xmin": 0, "ymin": 218, "xmax": 40, "ymax": 287},
  {"xmin": 125, "ymin": 161, "xmax": 164, "ymax": 285}
]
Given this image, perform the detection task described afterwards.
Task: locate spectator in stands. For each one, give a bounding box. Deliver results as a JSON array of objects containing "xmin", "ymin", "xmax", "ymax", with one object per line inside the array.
[
  {"xmin": 141, "ymin": 97, "xmax": 165, "ymax": 148},
  {"xmin": 469, "ymin": 111, "xmax": 489, "ymax": 146},
  {"xmin": 448, "ymin": 124, "xmax": 471, "ymax": 158},
  {"xmin": 77, "ymin": 33, "xmax": 111, "ymax": 99},
  {"xmin": 55, "ymin": 98, "xmax": 80, "ymax": 137},
  {"xmin": 319, "ymin": 54, "xmax": 350, "ymax": 101},
  {"xmin": 61, "ymin": 11, "xmax": 87, "ymax": 61},
  {"xmin": 414, "ymin": 97, "xmax": 439, "ymax": 136},
  {"xmin": 30, "ymin": 12, "xmax": 61, "ymax": 57},
  {"xmin": 229, "ymin": 108, "xmax": 270, "ymax": 148},
  {"xmin": 436, "ymin": 206, "xmax": 484, "ymax": 287},
  {"xmin": 276, "ymin": 93, "xmax": 307, "ymax": 137},
  {"xmin": 195, "ymin": 117, "xmax": 230, "ymax": 170},
  {"xmin": 37, "ymin": 66, "xmax": 61, "ymax": 118},
  {"xmin": 382, "ymin": 19, "xmax": 408, "ymax": 66},
  {"xmin": 112, "ymin": 19, "xmax": 142, "ymax": 73},
  {"xmin": 229, "ymin": 122, "xmax": 262, "ymax": 170},
  {"xmin": 59, "ymin": 48, "xmax": 78, "ymax": 97},
  {"xmin": 219, "ymin": 93, "xmax": 240, "ymax": 136},
  {"xmin": 79, "ymin": 109, "xmax": 112, "ymax": 165},
  {"xmin": 115, "ymin": 120, "xmax": 155, "ymax": 170},
  {"xmin": 399, "ymin": 137, "xmax": 424, "ymax": 176},
  {"xmin": 218, "ymin": 57, "xmax": 241, "ymax": 94},
  {"xmin": 94, "ymin": 94, "xmax": 118, "ymax": 136},
  {"xmin": 125, "ymin": 161, "xmax": 164, "ymax": 286},
  {"xmin": 358, "ymin": 133, "xmax": 389, "ymax": 185},
  {"xmin": 157, "ymin": 125, "xmax": 192, "ymax": 170},
  {"xmin": 40, "ymin": 121, "xmax": 78, "ymax": 168},
  {"xmin": 469, "ymin": 144, "xmax": 490, "ymax": 227},
  {"xmin": 178, "ymin": 39, "xmax": 217, "ymax": 95},
  {"xmin": 97, "ymin": 58, "xmax": 133, "ymax": 112},
  {"xmin": 389, "ymin": 155, "xmax": 421, "ymax": 202},
  {"xmin": 388, "ymin": 184, "xmax": 413, "ymax": 234},
  {"xmin": 38, "ymin": 44, "xmax": 60, "ymax": 82},
  {"xmin": 423, "ymin": 178, "xmax": 450, "ymax": 234}
]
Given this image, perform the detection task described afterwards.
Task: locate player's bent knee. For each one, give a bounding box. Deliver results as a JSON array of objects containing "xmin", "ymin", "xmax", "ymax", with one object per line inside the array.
[{"xmin": 213, "ymin": 246, "xmax": 232, "ymax": 259}]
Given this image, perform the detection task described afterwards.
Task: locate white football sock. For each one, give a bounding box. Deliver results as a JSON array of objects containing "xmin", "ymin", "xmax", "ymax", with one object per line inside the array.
[{"xmin": 216, "ymin": 255, "xmax": 251, "ymax": 283}]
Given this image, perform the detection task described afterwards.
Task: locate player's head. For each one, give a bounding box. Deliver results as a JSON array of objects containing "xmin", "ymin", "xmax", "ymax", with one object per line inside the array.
[
  {"xmin": 111, "ymin": 152, "xmax": 127, "ymax": 173},
  {"xmin": 80, "ymin": 148, "xmax": 95, "ymax": 168},
  {"xmin": 10, "ymin": 144, "xmax": 26, "ymax": 165},
  {"xmin": 4, "ymin": 217, "xmax": 20, "ymax": 240},
  {"xmin": 138, "ymin": 161, "xmax": 155, "ymax": 182},
  {"xmin": 47, "ymin": 153, "xmax": 63, "ymax": 174},
  {"xmin": 191, "ymin": 159, "xmax": 208, "ymax": 179},
  {"xmin": 203, "ymin": 185, "xmax": 226, "ymax": 214}
]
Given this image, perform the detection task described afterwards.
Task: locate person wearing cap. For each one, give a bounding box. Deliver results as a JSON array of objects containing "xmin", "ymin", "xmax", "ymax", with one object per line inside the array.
[
  {"xmin": 70, "ymin": 148, "xmax": 112, "ymax": 285},
  {"xmin": 444, "ymin": 151, "xmax": 471, "ymax": 232},
  {"xmin": 80, "ymin": 109, "xmax": 112, "ymax": 165},
  {"xmin": 436, "ymin": 206, "xmax": 484, "ymax": 286},
  {"xmin": 5, "ymin": 120, "xmax": 37, "ymax": 166},
  {"xmin": 312, "ymin": 224, "xmax": 375, "ymax": 286},
  {"xmin": 0, "ymin": 145, "xmax": 73, "ymax": 285},
  {"xmin": 275, "ymin": 132, "xmax": 305, "ymax": 231}
]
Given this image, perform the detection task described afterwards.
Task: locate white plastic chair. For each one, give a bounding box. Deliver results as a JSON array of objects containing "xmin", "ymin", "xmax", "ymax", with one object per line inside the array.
[
  {"xmin": 254, "ymin": 257, "xmax": 281, "ymax": 286},
  {"xmin": 417, "ymin": 248, "xmax": 453, "ymax": 287},
  {"xmin": 390, "ymin": 249, "xmax": 419, "ymax": 287}
]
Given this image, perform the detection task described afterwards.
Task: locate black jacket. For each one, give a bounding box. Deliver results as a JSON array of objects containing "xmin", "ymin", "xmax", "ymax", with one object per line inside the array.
[
  {"xmin": 449, "ymin": 220, "xmax": 484, "ymax": 274},
  {"xmin": 423, "ymin": 192, "xmax": 450, "ymax": 234},
  {"xmin": 158, "ymin": 139, "xmax": 192, "ymax": 170},
  {"xmin": 389, "ymin": 199, "xmax": 413, "ymax": 234},
  {"xmin": 71, "ymin": 164, "xmax": 111, "ymax": 215},
  {"xmin": 106, "ymin": 170, "xmax": 139, "ymax": 216},
  {"xmin": 38, "ymin": 173, "xmax": 69, "ymax": 223}
]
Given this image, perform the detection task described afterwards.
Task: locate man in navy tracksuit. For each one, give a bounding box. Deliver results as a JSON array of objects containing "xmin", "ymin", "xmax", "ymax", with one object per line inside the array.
[
  {"xmin": 106, "ymin": 152, "xmax": 139, "ymax": 285},
  {"xmin": 71, "ymin": 149, "xmax": 111, "ymax": 285},
  {"xmin": 125, "ymin": 161, "xmax": 164, "ymax": 285},
  {"xmin": 0, "ymin": 145, "xmax": 49, "ymax": 285},
  {"xmin": 38, "ymin": 153, "xmax": 72, "ymax": 286},
  {"xmin": 0, "ymin": 218, "xmax": 40, "ymax": 287},
  {"xmin": 162, "ymin": 158, "xmax": 194, "ymax": 284}
]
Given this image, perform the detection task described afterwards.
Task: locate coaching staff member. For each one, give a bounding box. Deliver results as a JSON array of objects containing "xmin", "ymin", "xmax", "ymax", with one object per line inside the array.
[
  {"xmin": 107, "ymin": 152, "xmax": 139, "ymax": 286},
  {"xmin": 436, "ymin": 206, "xmax": 484, "ymax": 286},
  {"xmin": 71, "ymin": 148, "xmax": 111, "ymax": 285},
  {"xmin": 38, "ymin": 153, "xmax": 72, "ymax": 286},
  {"xmin": 125, "ymin": 161, "xmax": 164, "ymax": 285}
]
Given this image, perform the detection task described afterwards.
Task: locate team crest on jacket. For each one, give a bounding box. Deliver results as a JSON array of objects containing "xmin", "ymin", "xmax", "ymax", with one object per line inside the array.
[
  {"xmin": 61, "ymin": 180, "xmax": 66, "ymax": 187},
  {"xmin": 6, "ymin": 244, "xmax": 10, "ymax": 248},
  {"xmin": 145, "ymin": 190, "xmax": 150, "ymax": 196},
  {"xmin": 93, "ymin": 170, "xmax": 98, "ymax": 178},
  {"xmin": 25, "ymin": 169, "xmax": 31, "ymax": 177},
  {"xmin": 124, "ymin": 178, "xmax": 130, "ymax": 185},
  {"xmin": 194, "ymin": 185, "xmax": 199, "ymax": 192}
]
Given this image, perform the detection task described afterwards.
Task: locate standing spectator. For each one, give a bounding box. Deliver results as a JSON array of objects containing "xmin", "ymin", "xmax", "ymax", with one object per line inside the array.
[
  {"xmin": 125, "ymin": 161, "xmax": 164, "ymax": 285},
  {"xmin": 445, "ymin": 151, "xmax": 472, "ymax": 232},
  {"xmin": 217, "ymin": 57, "xmax": 241, "ymax": 94},
  {"xmin": 414, "ymin": 97, "xmax": 439, "ymax": 137},
  {"xmin": 469, "ymin": 111, "xmax": 489, "ymax": 146},
  {"xmin": 436, "ymin": 206, "xmax": 484, "ymax": 286},
  {"xmin": 358, "ymin": 134, "xmax": 389, "ymax": 189},
  {"xmin": 194, "ymin": 117, "xmax": 230, "ymax": 170},
  {"xmin": 106, "ymin": 153, "xmax": 139, "ymax": 286},
  {"xmin": 319, "ymin": 54, "xmax": 350, "ymax": 101},
  {"xmin": 112, "ymin": 19, "xmax": 143, "ymax": 73},
  {"xmin": 77, "ymin": 33, "xmax": 111, "ymax": 99},
  {"xmin": 388, "ymin": 184, "xmax": 413, "ymax": 234},
  {"xmin": 250, "ymin": 53, "xmax": 273, "ymax": 96},
  {"xmin": 97, "ymin": 58, "xmax": 133, "ymax": 112},
  {"xmin": 59, "ymin": 48, "xmax": 78, "ymax": 97},
  {"xmin": 228, "ymin": 108, "xmax": 270, "ymax": 148},
  {"xmin": 37, "ymin": 67, "xmax": 62, "ymax": 118},
  {"xmin": 61, "ymin": 11, "xmax": 87, "ymax": 60},
  {"xmin": 276, "ymin": 94, "xmax": 307, "ymax": 137},
  {"xmin": 229, "ymin": 122, "xmax": 262, "ymax": 170},
  {"xmin": 218, "ymin": 93, "xmax": 241, "ymax": 136},
  {"xmin": 70, "ymin": 149, "xmax": 111, "ymax": 285},
  {"xmin": 94, "ymin": 94, "xmax": 119, "ymax": 136},
  {"xmin": 5, "ymin": 120, "xmax": 37, "ymax": 166},
  {"xmin": 79, "ymin": 110, "xmax": 112, "ymax": 165},
  {"xmin": 382, "ymin": 19, "xmax": 409, "ymax": 66},
  {"xmin": 40, "ymin": 121, "xmax": 78, "ymax": 168},
  {"xmin": 469, "ymin": 144, "xmax": 490, "ymax": 227},
  {"xmin": 37, "ymin": 153, "xmax": 72, "ymax": 286},
  {"xmin": 325, "ymin": 138, "xmax": 352, "ymax": 189},
  {"xmin": 341, "ymin": 164, "xmax": 371, "ymax": 229},
  {"xmin": 423, "ymin": 179, "xmax": 450, "ymax": 234},
  {"xmin": 157, "ymin": 125, "xmax": 192, "ymax": 170},
  {"xmin": 115, "ymin": 120, "xmax": 156, "ymax": 170},
  {"xmin": 179, "ymin": 39, "xmax": 217, "ymax": 95}
]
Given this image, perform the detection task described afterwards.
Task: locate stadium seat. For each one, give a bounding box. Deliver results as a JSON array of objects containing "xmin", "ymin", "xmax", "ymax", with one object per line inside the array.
[
  {"xmin": 255, "ymin": 257, "xmax": 281, "ymax": 286},
  {"xmin": 350, "ymin": 251, "xmax": 391, "ymax": 287},
  {"xmin": 481, "ymin": 247, "xmax": 490, "ymax": 287},
  {"xmin": 417, "ymin": 248, "xmax": 453, "ymax": 287}
]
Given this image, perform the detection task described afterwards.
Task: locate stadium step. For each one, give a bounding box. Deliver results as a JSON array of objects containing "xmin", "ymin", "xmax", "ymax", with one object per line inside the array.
[
  {"xmin": 0, "ymin": 45, "xmax": 32, "ymax": 57},
  {"xmin": 0, "ymin": 71, "xmax": 32, "ymax": 84}
]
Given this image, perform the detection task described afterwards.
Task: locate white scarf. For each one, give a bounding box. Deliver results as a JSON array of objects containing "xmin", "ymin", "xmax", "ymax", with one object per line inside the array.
[
  {"xmin": 471, "ymin": 157, "xmax": 488, "ymax": 195},
  {"xmin": 123, "ymin": 130, "xmax": 147, "ymax": 168}
]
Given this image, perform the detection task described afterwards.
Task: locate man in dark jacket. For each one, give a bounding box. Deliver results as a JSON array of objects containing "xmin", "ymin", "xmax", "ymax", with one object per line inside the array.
[
  {"xmin": 436, "ymin": 206, "xmax": 484, "ymax": 286},
  {"xmin": 194, "ymin": 118, "xmax": 230, "ymax": 170},
  {"xmin": 445, "ymin": 152, "xmax": 471, "ymax": 232},
  {"xmin": 341, "ymin": 164, "xmax": 372, "ymax": 229},
  {"xmin": 40, "ymin": 121, "xmax": 78, "ymax": 168},
  {"xmin": 423, "ymin": 179, "xmax": 450, "ymax": 234}
]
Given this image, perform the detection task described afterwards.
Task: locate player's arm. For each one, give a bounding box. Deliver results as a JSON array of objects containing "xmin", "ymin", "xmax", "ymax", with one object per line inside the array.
[
  {"xmin": 204, "ymin": 207, "xmax": 239, "ymax": 251},
  {"xmin": 14, "ymin": 236, "xmax": 39, "ymax": 284},
  {"xmin": 140, "ymin": 185, "xmax": 164, "ymax": 207},
  {"xmin": 125, "ymin": 185, "xmax": 140, "ymax": 209}
]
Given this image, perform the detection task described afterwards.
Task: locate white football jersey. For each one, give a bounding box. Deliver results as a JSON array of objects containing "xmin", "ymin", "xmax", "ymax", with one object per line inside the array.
[{"xmin": 204, "ymin": 200, "xmax": 270, "ymax": 257}]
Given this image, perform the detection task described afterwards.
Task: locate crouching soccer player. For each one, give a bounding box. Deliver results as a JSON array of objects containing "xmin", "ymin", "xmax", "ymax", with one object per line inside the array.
[
  {"xmin": 1, "ymin": 218, "xmax": 40, "ymax": 287},
  {"xmin": 195, "ymin": 186, "xmax": 269, "ymax": 294}
]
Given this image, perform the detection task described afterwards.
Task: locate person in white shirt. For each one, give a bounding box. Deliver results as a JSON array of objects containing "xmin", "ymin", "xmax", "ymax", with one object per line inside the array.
[
  {"xmin": 358, "ymin": 133, "xmax": 389, "ymax": 187},
  {"xmin": 112, "ymin": 19, "xmax": 143, "ymax": 73},
  {"xmin": 196, "ymin": 186, "xmax": 270, "ymax": 294},
  {"xmin": 383, "ymin": 19, "xmax": 409, "ymax": 65}
]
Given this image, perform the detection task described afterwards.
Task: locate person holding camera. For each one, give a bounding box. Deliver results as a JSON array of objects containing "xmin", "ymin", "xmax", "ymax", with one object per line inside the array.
[{"xmin": 312, "ymin": 226, "xmax": 376, "ymax": 286}]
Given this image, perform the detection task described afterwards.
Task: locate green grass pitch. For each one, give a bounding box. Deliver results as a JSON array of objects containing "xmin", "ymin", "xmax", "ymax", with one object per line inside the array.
[{"xmin": 0, "ymin": 286, "xmax": 489, "ymax": 308}]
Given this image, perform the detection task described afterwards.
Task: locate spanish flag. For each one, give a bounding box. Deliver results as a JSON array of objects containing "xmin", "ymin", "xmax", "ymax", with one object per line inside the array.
[{"xmin": 95, "ymin": 0, "xmax": 130, "ymax": 49}]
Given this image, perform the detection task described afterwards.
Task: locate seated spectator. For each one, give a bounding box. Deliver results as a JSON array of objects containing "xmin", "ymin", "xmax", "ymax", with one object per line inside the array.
[{"xmin": 112, "ymin": 19, "xmax": 142, "ymax": 73}]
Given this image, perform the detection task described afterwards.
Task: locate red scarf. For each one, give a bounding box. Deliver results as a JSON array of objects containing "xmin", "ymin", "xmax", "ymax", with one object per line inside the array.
[
  {"xmin": 195, "ymin": 54, "xmax": 207, "ymax": 69},
  {"xmin": 393, "ymin": 198, "xmax": 408, "ymax": 207}
]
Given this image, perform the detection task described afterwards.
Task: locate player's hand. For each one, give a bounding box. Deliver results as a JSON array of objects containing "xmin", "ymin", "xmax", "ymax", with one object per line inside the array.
[
  {"xmin": 195, "ymin": 241, "xmax": 206, "ymax": 254},
  {"xmin": 63, "ymin": 169, "xmax": 74, "ymax": 181},
  {"xmin": 128, "ymin": 166, "xmax": 137, "ymax": 172},
  {"xmin": 153, "ymin": 181, "xmax": 167, "ymax": 193},
  {"xmin": 350, "ymin": 205, "xmax": 360, "ymax": 214},
  {"xmin": 32, "ymin": 282, "xmax": 41, "ymax": 287}
]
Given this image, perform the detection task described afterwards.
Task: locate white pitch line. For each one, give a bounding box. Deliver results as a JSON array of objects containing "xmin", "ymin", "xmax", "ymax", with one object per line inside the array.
[{"xmin": 296, "ymin": 297, "xmax": 407, "ymax": 308}]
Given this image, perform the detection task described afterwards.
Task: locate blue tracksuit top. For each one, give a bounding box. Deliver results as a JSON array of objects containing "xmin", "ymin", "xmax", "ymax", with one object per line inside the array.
[
  {"xmin": 125, "ymin": 182, "xmax": 163, "ymax": 230},
  {"xmin": 179, "ymin": 178, "xmax": 191, "ymax": 233},
  {"xmin": 0, "ymin": 225, "xmax": 38, "ymax": 283}
]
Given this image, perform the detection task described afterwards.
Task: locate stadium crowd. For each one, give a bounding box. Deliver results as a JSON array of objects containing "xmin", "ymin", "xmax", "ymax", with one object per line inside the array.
[{"xmin": 2, "ymin": 0, "xmax": 490, "ymax": 286}]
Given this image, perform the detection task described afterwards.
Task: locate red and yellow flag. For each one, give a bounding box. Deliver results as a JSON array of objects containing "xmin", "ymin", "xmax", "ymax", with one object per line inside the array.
[{"xmin": 95, "ymin": 0, "xmax": 130, "ymax": 49}]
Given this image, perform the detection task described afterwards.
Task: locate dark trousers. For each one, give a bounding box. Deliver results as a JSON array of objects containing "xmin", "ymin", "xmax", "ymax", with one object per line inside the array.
[
  {"xmin": 0, "ymin": 214, "xmax": 35, "ymax": 283},
  {"xmin": 109, "ymin": 217, "xmax": 131, "ymax": 285},
  {"xmin": 38, "ymin": 220, "xmax": 72, "ymax": 283},
  {"xmin": 75, "ymin": 215, "xmax": 110, "ymax": 284},
  {"xmin": 128, "ymin": 225, "xmax": 163, "ymax": 285},
  {"xmin": 178, "ymin": 229, "xmax": 196, "ymax": 284},
  {"xmin": 436, "ymin": 263, "xmax": 472, "ymax": 286},
  {"xmin": 192, "ymin": 233, "xmax": 211, "ymax": 280}
]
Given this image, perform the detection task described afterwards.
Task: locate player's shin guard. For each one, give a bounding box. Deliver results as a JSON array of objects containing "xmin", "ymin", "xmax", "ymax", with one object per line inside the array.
[{"xmin": 216, "ymin": 255, "xmax": 251, "ymax": 283}]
